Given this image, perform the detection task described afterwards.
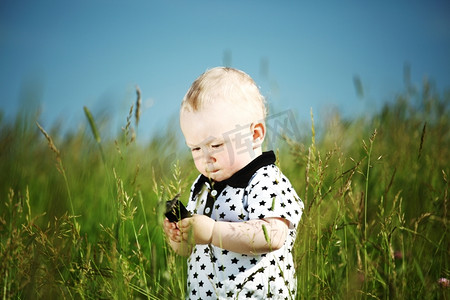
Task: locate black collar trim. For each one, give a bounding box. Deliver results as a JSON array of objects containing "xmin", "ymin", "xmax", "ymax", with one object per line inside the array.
[{"xmin": 192, "ymin": 151, "xmax": 276, "ymax": 196}]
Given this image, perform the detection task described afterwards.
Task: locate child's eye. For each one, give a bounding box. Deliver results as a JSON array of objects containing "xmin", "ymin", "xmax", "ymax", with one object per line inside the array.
[
  {"xmin": 211, "ymin": 143, "xmax": 223, "ymax": 149},
  {"xmin": 191, "ymin": 147, "xmax": 201, "ymax": 152}
]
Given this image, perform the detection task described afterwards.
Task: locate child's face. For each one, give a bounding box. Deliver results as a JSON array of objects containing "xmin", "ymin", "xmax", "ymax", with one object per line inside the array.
[{"xmin": 180, "ymin": 102, "xmax": 263, "ymax": 182}]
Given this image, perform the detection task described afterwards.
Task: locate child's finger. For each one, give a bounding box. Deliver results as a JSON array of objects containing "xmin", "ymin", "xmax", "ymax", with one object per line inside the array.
[
  {"xmin": 178, "ymin": 217, "xmax": 192, "ymax": 230},
  {"xmin": 170, "ymin": 229, "xmax": 181, "ymax": 242},
  {"xmin": 181, "ymin": 230, "xmax": 190, "ymax": 242},
  {"xmin": 163, "ymin": 218, "xmax": 175, "ymax": 232}
]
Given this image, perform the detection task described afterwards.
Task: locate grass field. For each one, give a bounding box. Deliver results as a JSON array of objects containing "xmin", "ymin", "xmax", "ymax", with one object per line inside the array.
[{"xmin": 1, "ymin": 79, "xmax": 449, "ymax": 299}]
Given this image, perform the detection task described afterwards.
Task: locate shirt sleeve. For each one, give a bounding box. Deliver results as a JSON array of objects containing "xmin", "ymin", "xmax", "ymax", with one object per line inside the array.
[{"xmin": 245, "ymin": 166, "xmax": 303, "ymax": 229}]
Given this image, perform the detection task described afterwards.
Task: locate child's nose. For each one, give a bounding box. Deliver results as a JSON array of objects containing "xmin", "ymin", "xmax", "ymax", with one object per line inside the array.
[{"xmin": 202, "ymin": 148, "xmax": 216, "ymax": 163}]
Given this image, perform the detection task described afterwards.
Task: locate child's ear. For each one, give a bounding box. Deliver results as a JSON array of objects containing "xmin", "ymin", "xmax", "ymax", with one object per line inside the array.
[{"xmin": 251, "ymin": 122, "xmax": 265, "ymax": 149}]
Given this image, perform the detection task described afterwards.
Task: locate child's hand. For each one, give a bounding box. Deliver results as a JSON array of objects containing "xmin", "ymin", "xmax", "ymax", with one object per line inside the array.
[
  {"xmin": 178, "ymin": 214, "xmax": 215, "ymax": 245},
  {"xmin": 163, "ymin": 218, "xmax": 182, "ymax": 243}
]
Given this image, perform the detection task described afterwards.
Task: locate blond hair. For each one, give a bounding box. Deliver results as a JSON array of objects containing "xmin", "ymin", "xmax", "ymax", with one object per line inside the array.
[{"xmin": 181, "ymin": 67, "xmax": 267, "ymax": 122}]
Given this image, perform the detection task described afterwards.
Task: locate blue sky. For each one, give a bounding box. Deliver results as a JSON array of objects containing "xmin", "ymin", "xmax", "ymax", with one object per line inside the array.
[{"xmin": 1, "ymin": 0, "xmax": 449, "ymax": 140}]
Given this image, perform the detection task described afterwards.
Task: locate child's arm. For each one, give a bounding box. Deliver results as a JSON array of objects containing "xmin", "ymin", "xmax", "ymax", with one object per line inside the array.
[
  {"xmin": 178, "ymin": 215, "xmax": 289, "ymax": 255},
  {"xmin": 163, "ymin": 218, "xmax": 193, "ymax": 256}
]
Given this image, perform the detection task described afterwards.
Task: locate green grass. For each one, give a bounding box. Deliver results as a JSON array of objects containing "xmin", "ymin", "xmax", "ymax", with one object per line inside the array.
[{"xmin": 1, "ymin": 80, "xmax": 449, "ymax": 299}]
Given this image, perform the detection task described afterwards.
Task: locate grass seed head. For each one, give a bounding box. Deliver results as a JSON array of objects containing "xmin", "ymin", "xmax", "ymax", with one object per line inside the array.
[{"xmin": 36, "ymin": 121, "xmax": 61, "ymax": 159}]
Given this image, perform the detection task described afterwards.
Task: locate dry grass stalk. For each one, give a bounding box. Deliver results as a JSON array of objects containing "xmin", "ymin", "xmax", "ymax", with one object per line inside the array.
[
  {"xmin": 135, "ymin": 85, "xmax": 141, "ymax": 127},
  {"xmin": 418, "ymin": 122, "xmax": 427, "ymax": 159}
]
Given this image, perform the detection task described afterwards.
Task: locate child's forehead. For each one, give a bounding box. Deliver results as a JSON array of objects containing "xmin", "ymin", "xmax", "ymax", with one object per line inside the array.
[
  {"xmin": 185, "ymin": 135, "xmax": 223, "ymax": 146},
  {"xmin": 181, "ymin": 112, "xmax": 252, "ymax": 145}
]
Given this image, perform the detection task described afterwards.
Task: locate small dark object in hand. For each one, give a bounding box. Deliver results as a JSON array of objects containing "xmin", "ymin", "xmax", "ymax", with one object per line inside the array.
[{"xmin": 165, "ymin": 194, "xmax": 191, "ymax": 222}]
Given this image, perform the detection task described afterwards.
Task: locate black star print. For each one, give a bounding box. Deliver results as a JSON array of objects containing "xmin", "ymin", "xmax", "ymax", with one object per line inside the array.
[
  {"xmin": 256, "ymin": 283, "xmax": 264, "ymax": 290},
  {"xmin": 204, "ymin": 248, "xmax": 209, "ymax": 254},
  {"xmin": 239, "ymin": 213, "xmax": 245, "ymax": 219},
  {"xmin": 206, "ymin": 290, "xmax": 213, "ymax": 296},
  {"xmin": 210, "ymin": 256, "xmax": 217, "ymax": 263},
  {"xmin": 259, "ymin": 200, "xmax": 266, "ymax": 206},
  {"xmin": 270, "ymin": 193, "xmax": 276, "ymax": 198},
  {"xmin": 269, "ymin": 275, "xmax": 276, "ymax": 282},
  {"xmin": 208, "ymin": 273, "xmax": 214, "ymax": 280},
  {"xmin": 245, "ymin": 291, "xmax": 254, "ymax": 298},
  {"xmin": 217, "ymin": 282, "xmax": 223, "ymax": 288},
  {"xmin": 230, "ymin": 204, "xmax": 236, "ymax": 211},
  {"xmin": 263, "ymin": 172, "xmax": 269, "ymax": 177},
  {"xmin": 251, "ymin": 208, "xmax": 255, "ymax": 213},
  {"xmin": 219, "ymin": 212, "xmax": 226, "ymax": 219},
  {"xmin": 286, "ymin": 264, "xmax": 292, "ymax": 270},
  {"xmin": 238, "ymin": 266, "xmax": 246, "ymax": 272},
  {"xmin": 215, "ymin": 204, "xmax": 220, "ymax": 209},
  {"xmin": 222, "ymin": 190, "xmax": 227, "ymax": 196},
  {"xmin": 273, "ymin": 180, "xmax": 278, "ymax": 185},
  {"xmin": 200, "ymin": 264, "xmax": 206, "ymax": 270},
  {"xmin": 192, "ymin": 289, "xmax": 197, "ymax": 295},
  {"xmin": 258, "ymin": 214, "xmax": 265, "ymax": 219},
  {"xmin": 193, "ymin": 272, "xmax": 198, "ymax": 278},
  {"xmin": 250, "ymin": 258, "xmax": 257, "ymax": 265},
  {"xmin": 228, "ymin": 274, "xmax": 236, "ymax": 281},
  {"xmin": 235, "ymin": 190, "xmax": 241, "ymax": 195},
  {"xmin": 279, "ymin": 255, "xmax": 285, "ymax": 261},
  {"xmin": 196, "ymin": 256, "xmax": 201, "ymax": 262},
  {"xmin": 227, "ymin": 291, "xmax": 234, "ymax": 297},
  {"xmin": 225, "ymin": 197, "xmax": 231, "ymax": 202},
  {"xmin": 270, "ymin": 259, "xmax": 276, "ymax": 265},
  {"xmin": 199, "ymin": 281, "xmax": 204, "ymax": 287},
  {"xmin": 219, "ymin": 265, "xmax": 226, "ymax": 271},
  {"xmin": 262, "ymin": 186, "xmax": 268, "ymax": 190},
  {"xmin": 231, "ymin": 257, "xmax": 238, "ymax": 264},
  {"xmin": 222, "ymin": 249, "xmax": 229, "ymax": 255}
]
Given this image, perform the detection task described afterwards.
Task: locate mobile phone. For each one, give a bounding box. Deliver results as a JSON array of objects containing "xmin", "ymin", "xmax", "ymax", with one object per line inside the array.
[{"xmin": 165, "ymin": 194, "xmax": 191, "ymax": 222}]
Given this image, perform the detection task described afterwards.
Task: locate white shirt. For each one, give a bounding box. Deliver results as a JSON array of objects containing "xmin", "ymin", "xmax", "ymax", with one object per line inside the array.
[{"xmin": 185, "ymin": 151, "xmax": 304, "ymax": 299}]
